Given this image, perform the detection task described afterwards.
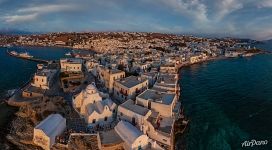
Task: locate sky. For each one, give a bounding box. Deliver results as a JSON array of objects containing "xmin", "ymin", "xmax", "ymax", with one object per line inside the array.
[{"xmin": 0, "ymin": 0, "xmax": 272, "ymax": 40}]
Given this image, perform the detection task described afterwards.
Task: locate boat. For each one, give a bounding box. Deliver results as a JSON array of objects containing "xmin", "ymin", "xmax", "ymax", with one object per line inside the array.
[
  {"xmin": 242, "ymin": 53, "xmax": 254, "ymax": 57},
  {"xmin": 18, "ymin": 52, "xmax": 33, "ymax": 58},
  {"xmin": 4, "ymin": 44, "xmax": 12, "ymax": 48},
  {"xmin": 65, "ymin": 52, "xmax": 72, "ymax": 56},
  {"xmin": 10, "ymin": 51, "xmax": 18, "ymax": 56}
]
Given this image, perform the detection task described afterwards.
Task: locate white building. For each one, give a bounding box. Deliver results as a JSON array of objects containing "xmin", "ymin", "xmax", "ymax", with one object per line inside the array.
[
  {"xmin": 154, "ymin": 73, "xmax": 179, "ymax": 94},
  {"xmin": 115, "ymin": 121, "xmax": 149, "ymax": 150},
  {"xmin": 189, "ymin": 52, "xmax": 208, "ymax": 64},
  {"xmin": 85, "ymin": 60, "xmax": 99, "ymax": 76},
  {"xmin": 160, "ymin": 64, "xmax": 177, "ymax": 74},
  {"xmin": 117, "ymin": 99, "xmax": 151, "ymax": 127},
  {"xmin": 31, "ymin": 69, "xmax": 57, "ymax": 89},
  {"xmin": 60, "ymin": 58, "xmax": 83, "ymax": 72},
  {"xmin": 144, "ymin": 112, "xmax": 175, "ymax": 149},
  {"xmin": 141, "ymin": 71, "xmax": 158, "ymax": 87},
  {"xmin": 136, "ymin": 89, "xmax": 177, "ymax": 117},
  {"xmin": 97, "ymin": 66, "xmax": 125, "ymax": 93},
  {"xmin": 132, "ymin": 62, "xmax": 149, "ymax": 73},
  {"xmin": 113, "ymin": 76, "xmax": 148, "ymax": 103},
  {"xmin": 73, "ymin": 84, "xmax": 117, "ymax": 126},
  {"xmin": 33, "ymin": 114, "xmax": 66, "ymax": 150}
]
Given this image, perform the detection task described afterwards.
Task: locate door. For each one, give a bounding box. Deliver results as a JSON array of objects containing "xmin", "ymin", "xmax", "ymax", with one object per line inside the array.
[
  {"xmin": 148, "ymin": 101, "xmax": 151, "ymax": 109},
  {"xmin": 132, "ymin": 117, "xmax": 136, "ymax": 126}
]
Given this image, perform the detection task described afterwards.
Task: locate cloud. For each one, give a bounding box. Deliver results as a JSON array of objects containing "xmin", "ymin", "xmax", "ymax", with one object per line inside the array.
[
  {"xmin": 4, "ymin": 13, "xmax": 38, "ymax": 23},
  {"xmin": 3, "ymin": 3, "xmax": 81, "ymax": 23},
  {"xmin": 257, "ymin": 0, "xmax": 272, "ymax": 8},
  {"xmin": 215, "ymin": 0, "xmax": 243, "ymax": 20},
  {"xmin": 251, "ymin": 29, "xmax": 272, "ymax": 40},
  {"xmin": 17, "ymin": 4, "xmax": 78, "ymax": 14},
  {"xmin": 0, "ymin": 0, "xmax": 272, "ymax": 40},
  {"xmin": 154, "ymin": 0, "xmax": 208, "ymax": 23}
]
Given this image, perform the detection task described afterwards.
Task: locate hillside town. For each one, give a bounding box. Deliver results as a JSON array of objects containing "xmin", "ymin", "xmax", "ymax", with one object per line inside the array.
[{"xmin": 1, "ymin": 32, "xmax": 263, "ymax": 150}]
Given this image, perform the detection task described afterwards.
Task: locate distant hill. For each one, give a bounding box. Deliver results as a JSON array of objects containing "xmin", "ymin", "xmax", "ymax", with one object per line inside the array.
[
  {"xmin": 263, "ymin": 39, "xmax": 272, "ymax": 43},
  {"xmin": 0, "ymin": 29, "xmax": 33, "ymax": 35}
]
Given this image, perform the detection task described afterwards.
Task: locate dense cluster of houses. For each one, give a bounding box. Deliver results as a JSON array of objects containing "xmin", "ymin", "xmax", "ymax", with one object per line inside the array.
[
  {"xmin": 6, "ymin": 33, "xmax": 255, "ymax": 150},
  {"xmin": 27, "ymin": 45, "xmax": 186, "ymax": 150}
]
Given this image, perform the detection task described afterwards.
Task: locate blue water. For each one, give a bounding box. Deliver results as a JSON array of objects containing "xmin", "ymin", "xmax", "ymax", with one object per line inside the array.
[
  {"xmin": 180, "ymin": 43, "xmax": 272, "ymax": 149},
  {"xmin": 0, "ymin": 46, "xmax": 71, "ymax": 97}
]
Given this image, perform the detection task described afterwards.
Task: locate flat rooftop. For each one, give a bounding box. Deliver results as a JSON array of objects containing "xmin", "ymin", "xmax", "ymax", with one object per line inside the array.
[
  {"xmin": 99, "ymin": 129, "xmax": 123, "ymax": 145},
  {"xmin": 137, "ymin": 89, "xmax": 175, "ymax": 105},
  {"xmin": 116, "ymin": 76, "xmax": 147, "ymax": 88},
  {"xmin": 150, "ymin": 86, "xmax": 170, "ymax": 93},
  {"xmin": 36, "ymin": 69, "xmax": 57, "ymax": 76},
  {"xmin": 120, "ymin": 99, "xmax": 150, "ymax": 116},
  {"xmin": 157, "ymin": 73, "xmax": 177, "ymax": 85},
  {"xmin": 147, "ymin": 112, "xmax": 174, "ymax": 135},
  {"xmin": 110, "ymin": 69, "xmax": 124, "ymax": 74},
  {"xmin": 25, "ymin": 85, "xmax": 46, "ymax": 94},
  {"xmin": 142, "ymin": 71, "xmax": 158, "ymax": 77},
  {"xmin": 100, "ymin": 66, "xmax": 124, "ymax": 74},
  {"xmin": 60, "ymin": 58, "xmax": 82, "ymax": 64}
]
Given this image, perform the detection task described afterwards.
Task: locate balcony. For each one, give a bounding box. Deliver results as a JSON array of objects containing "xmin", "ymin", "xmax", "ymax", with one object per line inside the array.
[{"xmin": 120, "ymin": 90, "xmax": 128, "ymax": 96}]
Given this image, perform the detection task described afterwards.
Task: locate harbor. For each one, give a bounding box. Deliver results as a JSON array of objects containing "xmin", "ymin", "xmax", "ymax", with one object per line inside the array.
[
  {"xmin": 0, "ymin": 36, "xmax": 271, "ymax": 150},
  {"xmin": 6, "ymin": 50, "xmax": 49, "ymax": 63}
]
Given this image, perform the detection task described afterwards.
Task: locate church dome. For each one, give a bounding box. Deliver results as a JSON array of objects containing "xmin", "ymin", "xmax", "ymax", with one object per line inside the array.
[{"xmin": 85, "ymin": 84, "xmax": 97, "ymax": 94}]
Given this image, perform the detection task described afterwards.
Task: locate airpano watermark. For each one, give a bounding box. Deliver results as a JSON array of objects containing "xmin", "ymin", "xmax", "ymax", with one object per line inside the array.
[{"xmin": 241, "ymin": 139, "xmax": 268, "ymax": 147}]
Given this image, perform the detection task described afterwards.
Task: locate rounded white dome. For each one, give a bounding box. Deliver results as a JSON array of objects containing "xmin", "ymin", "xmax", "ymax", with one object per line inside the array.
[{"xmin": 85, "ymin": 84, "xmax": 97, "ymax": 94}]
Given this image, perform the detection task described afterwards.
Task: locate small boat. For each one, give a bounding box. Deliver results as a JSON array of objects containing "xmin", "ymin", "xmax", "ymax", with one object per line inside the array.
[
  {"xmin": 10, "ymin": 51, "xmax": 18, "ymax": 56},
  {"xmin": 4, "ymin": 44, "xmax": 12, "ymax": 48},
  {"xmin": 242, "ymin": 53, "xmax": 254, "ymax": 57},
  {"xmin": 65, "ymin": 52, "xmax": 72, "ymax": 56},
  {"xmin": 19, "ymin": 52, "xmax": 33, "ymax": 58}
]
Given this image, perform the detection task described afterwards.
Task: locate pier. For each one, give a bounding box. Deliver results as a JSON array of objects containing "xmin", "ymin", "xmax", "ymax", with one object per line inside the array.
[{"xmin": 6, "ymin": 50, "xmax": 49, "ymax": 63}]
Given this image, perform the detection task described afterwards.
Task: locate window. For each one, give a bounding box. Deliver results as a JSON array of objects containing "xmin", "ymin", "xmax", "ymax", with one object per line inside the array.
[
  {"xmin": 104, "ymin": 117, "xmax": 108, "ymax": 121},
  {"xmin": 92, "ymin": 119, "xmax": 96, "ymax": 123},
  {"xmin": 120, "ymin": 112, "xmax": 123, "ymax": 116}
]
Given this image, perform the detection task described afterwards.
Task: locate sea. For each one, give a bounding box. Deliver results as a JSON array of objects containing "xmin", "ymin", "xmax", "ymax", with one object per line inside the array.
[
  {"xmin": 0, "ymin": 44, "xmax": 271, "ymax": 149},
  {"xmin": 0, "ymin": 46, "xmax": 71, "ymax": 130},
  {"xmin": 178, "ymin": 42, "xmax": 272, "ymax": 150}
]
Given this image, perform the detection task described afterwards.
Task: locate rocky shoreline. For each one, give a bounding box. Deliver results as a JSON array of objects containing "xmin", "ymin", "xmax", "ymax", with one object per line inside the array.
[
  {"xmin": 0, "ymin": 101, "xmax": 18, "ymax": 150},
  {"xmin": 0, "ymin": 96, "xmax": 70, "ymax": 150}
]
